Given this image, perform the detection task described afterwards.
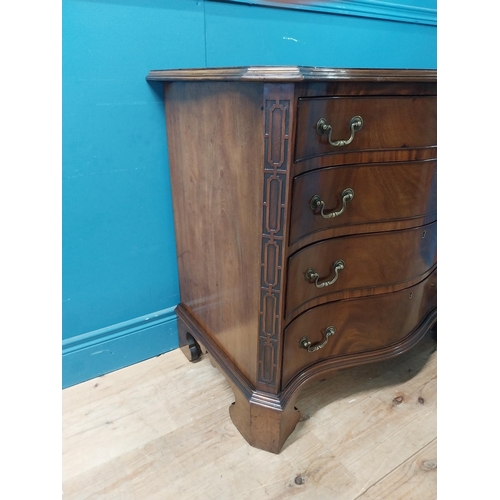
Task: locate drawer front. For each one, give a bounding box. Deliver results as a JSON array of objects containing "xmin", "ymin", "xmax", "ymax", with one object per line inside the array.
[
  {"xmin": 290, "ymin": 160, "xmax": 437, "ymax": 245},
  {"xmin": 295, "ymin": 96, "xmax": 436, "ymax": 162},
  {"xmin": 286, "ymin": 222, "xmax": 436, "ymax": 316},
  {"xmin": 282, "ymin": 271, "xmax": 437, "ymax": 387}
]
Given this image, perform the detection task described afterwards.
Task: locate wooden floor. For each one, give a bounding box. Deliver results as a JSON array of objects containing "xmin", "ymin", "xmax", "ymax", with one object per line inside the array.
[{"xmin": 62, "ymin": 332, "xmax": 437, "ymax": 499}]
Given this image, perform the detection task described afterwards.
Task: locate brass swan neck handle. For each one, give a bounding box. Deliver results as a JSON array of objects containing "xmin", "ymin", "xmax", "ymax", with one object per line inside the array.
[
  {"xmin": 310, "ymin": 189, "xmax": 354, "ymax": 219},
  {"xmin": 299, "ymin": 326, "xmax": 336, "ymax": 352},
  {"xmin": 305, "ymin": 260, "xmax": 345, "ymax": 289},
  {"xmin": 316, "ymin": 116, "xmax": 363, "ymax": 147}
]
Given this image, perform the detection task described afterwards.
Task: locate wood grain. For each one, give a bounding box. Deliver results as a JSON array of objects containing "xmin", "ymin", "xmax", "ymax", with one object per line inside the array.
[
  {"xmin": 156, "ymin": 69, "xmax": 437, "ymax": 453},
  {"xmin": 282, "ymin": 271, "xmax": 437, "ymax": 386},
  {"xmin": 62, "ymin": 334, "xmax": 436, "ymax": 499},
  {"xmin": 146, "ymin": 66, "xmax": 437, "ymax": 83},
  {"xmin": 291, "ymin": 147, "xmax": 437, "ymax": 178},
  {"xmin": 286, "ymin": 222, "xmax": 437, "ymax": 317},
  {"xmin": 295, "ymin": 96, "xmax": 437, "ymax": 162},
  {"xmin": 289, "ymin": 159, "xmax": 437, "ymax": 246},
  {"xmin": 357, "ymin": 439, "xmax": 437, "ymax": 499},
  {"xmin": 256, "ymin": 84, "xmax": 296, "ymax": 394},
  {"xmin": 165, "ymin": 81, "xmax": 265, "ymax": 385},
  {"xmin": 295, "ymin": 80, "xmax": 437, "ymax": 98}
]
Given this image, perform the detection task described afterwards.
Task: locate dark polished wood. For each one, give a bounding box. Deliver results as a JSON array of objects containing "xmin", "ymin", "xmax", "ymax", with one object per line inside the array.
[
  {"xmin": 283, "ymin": 270, "xmax": 437, "ymax": 386},
  {"xmin": 147, "ymin": 66, "xmax": 437, "ymax": 82},
  {"xmin": 295, "ymin": 81, "xmax": 437, "ymax": 97},
  {"xmin": 178, "ymin": 330, "xmax": 202, "ymax": 362},
  {"xmin": 153, "ymin": 66, "xmax": 437, "ymax": 454},
  {"xmin": 286, "ymin": 222, "xmax": 437, "ymax": 317},
  {"xmin": 295, "ymin": 96, "xmax": 437, "ymax": 162},
  {"xmin": 291, "ymin": 146, "xmax": 437, "ymax": 178},
  {"xmin": 164, "ymin": 81, "xmax": 265, "ymax": 385},
  {"xmin": 281, "ymin": 307, "xmax": 437, "ymax": 406},
  {"xmin": 289, "ymin": 159, "xmax": 437, "ymax": 246}
]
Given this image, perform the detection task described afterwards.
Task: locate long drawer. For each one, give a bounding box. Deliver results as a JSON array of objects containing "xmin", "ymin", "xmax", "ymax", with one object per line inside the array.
[
  {"xmin": 289, "ymin": 160, "xmax": 437, "ymax": 245},
  {"xmin": 295, "ymin": 96, "xmax": 437, "ymax": 162},
  {"xmin": 282, "ymin": 270, "xmax": 437, "ymax": 387},
  {"xmin": 285, "ymin": 222, "xmax": 437, "ymax": 316}
]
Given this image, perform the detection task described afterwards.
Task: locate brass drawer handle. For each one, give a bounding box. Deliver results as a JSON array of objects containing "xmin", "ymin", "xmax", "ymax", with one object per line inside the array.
[
  {"xmin": 310, "ymin": 188, "xmax": 354, "ymax": 219},
  {"xmin": 316, "ymin": 116, "xmax": 363, "ymax": 147},
  {"xmin": 300, "ymin": 326, "xmax": 336, "ymax": 352},
  {"xmin": 305, "ymin": 259, "xmax": 345, "ymax": 288}
]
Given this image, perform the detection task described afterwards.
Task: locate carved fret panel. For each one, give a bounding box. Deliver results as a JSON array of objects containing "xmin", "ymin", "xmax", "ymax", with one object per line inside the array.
[{"xmin": 257, "ymin": 92, "xmax": 292, "ymax": 392}]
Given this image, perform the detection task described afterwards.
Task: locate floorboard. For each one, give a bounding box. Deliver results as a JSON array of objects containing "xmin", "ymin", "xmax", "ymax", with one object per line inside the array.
[{"xmin": 62, "ymin": 333, "xmax": 437, "ymax": 499}]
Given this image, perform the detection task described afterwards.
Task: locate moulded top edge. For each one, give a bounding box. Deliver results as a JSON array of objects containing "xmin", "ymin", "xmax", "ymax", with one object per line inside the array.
[{"xmin": 146, "ymin": 66, "xmax": 437, "ymax": 83}]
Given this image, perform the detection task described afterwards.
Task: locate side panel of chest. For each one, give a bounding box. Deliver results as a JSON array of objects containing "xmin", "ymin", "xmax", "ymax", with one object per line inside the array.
[{"xmin": 165, "ymin": 81, "xmax": 265, "ymax": 385}]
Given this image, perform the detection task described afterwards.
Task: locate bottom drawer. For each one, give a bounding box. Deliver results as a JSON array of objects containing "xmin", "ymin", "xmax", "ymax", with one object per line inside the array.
[{"xmin": 282, "ymin": 270, "xmax": 437, "ymax": 387}]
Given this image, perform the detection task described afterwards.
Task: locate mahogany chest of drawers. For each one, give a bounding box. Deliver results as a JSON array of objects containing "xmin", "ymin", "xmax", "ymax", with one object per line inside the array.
[{"xmin": 147, "ymin": 66, "xmax": 437, "ymax": 453}]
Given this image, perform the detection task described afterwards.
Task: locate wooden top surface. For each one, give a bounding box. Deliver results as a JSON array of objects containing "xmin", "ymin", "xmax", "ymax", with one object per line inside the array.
[{"xmin": 146, "ymin": 66, "xmax": 436, "ymax": 82}]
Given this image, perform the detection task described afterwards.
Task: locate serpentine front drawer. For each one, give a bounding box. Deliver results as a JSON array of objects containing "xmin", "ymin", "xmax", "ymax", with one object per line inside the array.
[
  {"xmin": 282, "ymin": 270, "xmax": 437, "ymax": 387},
  {"xmin": 295, "ymin": 96, "xmax": 437, "ymax": 162},
  {"xmin": 289, "ymin": 159, "xmax": 437, "ymax": 245},
  {"xmin": 285, "ymin": 221, "xmax": 437, "ymax": 317}
]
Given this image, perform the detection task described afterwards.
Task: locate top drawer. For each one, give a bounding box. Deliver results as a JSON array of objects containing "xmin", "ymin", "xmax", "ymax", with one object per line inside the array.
[{"xmin": 295, "ymin": 96, "xmax": 437, "ymax": 162}]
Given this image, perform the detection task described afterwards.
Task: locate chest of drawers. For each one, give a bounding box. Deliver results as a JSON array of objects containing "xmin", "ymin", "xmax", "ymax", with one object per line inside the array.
[{"xmin": 147, "ymin": 66, "xmax": 437, "ymax": 454}]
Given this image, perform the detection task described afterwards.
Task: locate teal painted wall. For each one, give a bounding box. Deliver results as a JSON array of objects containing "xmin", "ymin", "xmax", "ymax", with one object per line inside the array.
[
  {"xmin": 62, "ymin": 0, "xmax": 436, "ymax": 388},
  {"xmin": 205, "ymin": 1, "xmax": 436, "ymax": 67}
]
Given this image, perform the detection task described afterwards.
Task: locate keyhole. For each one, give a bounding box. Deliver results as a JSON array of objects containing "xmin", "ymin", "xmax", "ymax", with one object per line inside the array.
[
  {"xmin": 409, "ymin": 292, "xmax": 413, "ymax": 299},
  {"xmin": 422, "ymin": 230, "xmax": 426, "ymax": 238}
]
